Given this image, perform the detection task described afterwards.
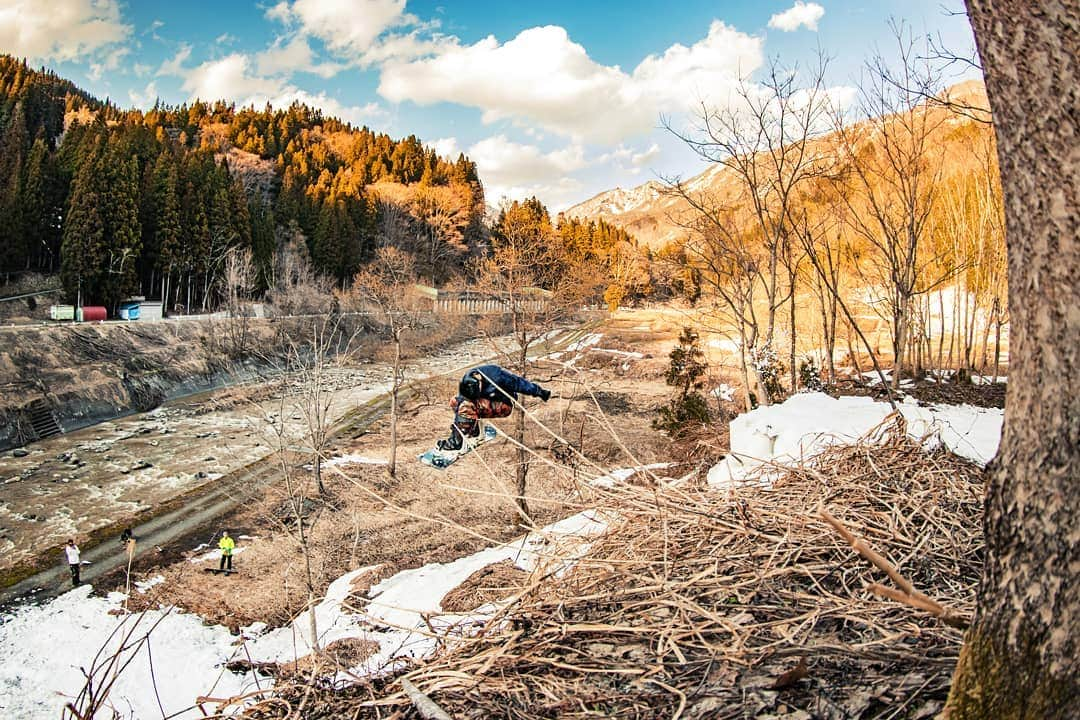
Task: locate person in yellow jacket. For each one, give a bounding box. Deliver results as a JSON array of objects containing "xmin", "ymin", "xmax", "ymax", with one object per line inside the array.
[{"xmin": 218, "ymin": 530, "xmax": 235, "ymax": 572}]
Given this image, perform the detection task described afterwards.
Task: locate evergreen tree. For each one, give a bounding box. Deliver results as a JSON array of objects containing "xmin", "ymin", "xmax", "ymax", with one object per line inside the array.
[
  {"xmin": 60, "ymin": 135, "xmax": 106, "ymax": 304},
  {"xmin": 156, "ymin": 163, "xmax": 182, "ymax": 307},
  {"xmin": 248, "ymin": 194, "xmax": 275, "ymax": 291},
  {"xmin": 653, "ymin": 327, "xmax": 711, "ymax": 435},
  {"xmin": 0, "ymin": 53, "xmax": 485, "ymax": 300},
  {"xmin": 21, "ymin": 135, "xmax": 50, "ymax": 269},
  {"xmin": 99, "ymin": 147, "xmax": 141, "ymax": 307},
  {"xmin": 0, "ymin": 100, "xmax": 27, "ymax": 269}
]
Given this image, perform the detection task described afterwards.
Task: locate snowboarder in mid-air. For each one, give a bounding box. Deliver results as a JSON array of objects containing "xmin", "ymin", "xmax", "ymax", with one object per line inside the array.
[{"xmin": 436, "ymin": 365, "xmax": 551, "ymax": 452}]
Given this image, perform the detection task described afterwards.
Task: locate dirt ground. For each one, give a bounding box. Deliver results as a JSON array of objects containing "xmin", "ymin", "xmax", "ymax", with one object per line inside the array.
[
  {"xmin": 113, "ymin": 315, "xmax": 732, "ymax": 630},
  {"xmin": 0, "ymin": 333, "xmax": 513, "ymax": 577}
]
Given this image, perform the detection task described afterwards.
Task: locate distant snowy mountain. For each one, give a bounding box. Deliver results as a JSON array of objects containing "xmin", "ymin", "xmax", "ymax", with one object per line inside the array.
[
  {"xmin": 563, "ymin": 165, "xmax": 738, "ymax": 248},
  {"xmin": 566, "ymin": 180, "xmax": 665, "ymax": 217}
]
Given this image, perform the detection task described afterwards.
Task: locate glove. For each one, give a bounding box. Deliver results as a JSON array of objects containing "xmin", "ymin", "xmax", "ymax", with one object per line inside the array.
[{"xmin": 539, "ymin": 387, "xmax": 551, "ymax": 402}]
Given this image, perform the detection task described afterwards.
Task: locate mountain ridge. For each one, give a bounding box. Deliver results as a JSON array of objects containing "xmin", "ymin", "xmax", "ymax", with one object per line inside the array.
[{"xmin": 564, "ymin": 79, "xmax": 990, "ymax": 248}]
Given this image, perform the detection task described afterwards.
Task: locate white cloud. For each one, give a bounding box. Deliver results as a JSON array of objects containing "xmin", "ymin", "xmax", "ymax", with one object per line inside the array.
[
  {"xmin": 170, "ymin": 51, "xmax": 383, "ymax": 127},
  {"xmin": 128, "ymin": 81, "xmax": 159, "ymax": 110},
  {"xmin": 270, "ymin": 0, "xmax": 409, "ymax": 55},
  {"xmin": 0, "ymin": 0, "xmax": 132, "ymax": 62},
  {"xmin": 465, "ymin": 135, "xmax": 589, "ymax": 208},
  {"xmin": 430, "ymin": 137, "xmax": 460, "ymax": 159},
  {"xmin": 157, "ymin": 44, "xmax": 192, "ymax": 77},
  {"xmin": 631, "ymin": 143, "xmax": 661, "ymax": 167},
  {"xmin": 88, "ymin": 46, "xmax": 129, "ymax": 81},
  {"xmin": 378, "ymin": 21, "xmax": 763, "ymax": 143},
  {"xmin": 469, "ymin": 135, "xmax": 587, "ymax": 185},
  {"xmin": 256, "ymin": 35, "xmax": 345, "ymax": 78},
  {"xmin": 358, "ymin": 31, "xmax": 456, "ymax": 67},
  {"xmin": 180, "ymin": 54, "xmax": 285, "ymax": 101},
  {"xmin": 768, "ymin": 2, "xmax": 825, "ymax": 32}
]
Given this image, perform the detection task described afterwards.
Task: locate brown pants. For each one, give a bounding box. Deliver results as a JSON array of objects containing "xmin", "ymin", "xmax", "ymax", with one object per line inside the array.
[{"xmin": 450, "ymin": 396, "xmax": 512, "ymax": 437}]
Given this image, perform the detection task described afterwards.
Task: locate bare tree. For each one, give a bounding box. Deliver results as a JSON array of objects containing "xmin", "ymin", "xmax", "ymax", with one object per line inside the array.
[
  {"xmin": 472, "ymin": 210, "xmax": 579, "ymax": 520},
  {"xmin": 829, "ymin": 23, "xmax": 955, "ymax": 389},
  {"xmin": 267, "ymin": 233, "xmax": 335, "ymax": 317},
  {"xmin": 348, "ymin": 247, "xmax": 423, "ymax": 476},
  {"xmin": 411, "ymin": 186, "xmax": 471, "ymax": 286},
  {"xmin": 255, "ymin": 316, "xmax": 362, "ymax": 651},
  {"xmin": 222, "ymin": 246, "xmax": 256, "ymax": 357},
  {"xmin": 666, "ymin": 55, "xmax": 833, "ymax": 406}
]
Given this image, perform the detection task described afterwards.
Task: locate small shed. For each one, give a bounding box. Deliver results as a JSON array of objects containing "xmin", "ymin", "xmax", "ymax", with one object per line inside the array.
[
  {"xmin": 118, "ymin": 302, "xmax": 141, "ymax": 320},
  {"xmin": 138, "ymin": 301, "xmax": 163, "ymax": 321},
  {"xmin": 77, "ymin": 306, "xmax": 107, "ymax": 322},
  {"xmin": 50, "ymin": 305, "xmax": 75, "ymax": 321}
]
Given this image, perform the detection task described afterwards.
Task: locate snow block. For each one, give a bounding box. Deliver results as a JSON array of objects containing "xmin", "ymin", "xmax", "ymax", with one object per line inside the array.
[{"xmin": 707, "ymin": 392, "xmax": 1002, "ymax": 489}]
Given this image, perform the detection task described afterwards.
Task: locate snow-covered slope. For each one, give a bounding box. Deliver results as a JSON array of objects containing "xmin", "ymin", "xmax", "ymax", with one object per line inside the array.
[{"xmin": 565, "ymin": 180, "xmax": 665, "ymax": 218}]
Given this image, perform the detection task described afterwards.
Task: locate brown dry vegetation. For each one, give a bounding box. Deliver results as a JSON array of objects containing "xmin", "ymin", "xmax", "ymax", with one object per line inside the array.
[
  {"xmin": 245, "ymin": 431, "xmax": 985, "ymax": 720},
  {"xmin": 114, "ymin": 324, "xmax": 689, "ymax": 631}
]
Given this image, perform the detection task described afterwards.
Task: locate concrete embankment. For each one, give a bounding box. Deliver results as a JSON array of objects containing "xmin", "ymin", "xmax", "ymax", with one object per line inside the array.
[{"xmin": 0, "ymin": 315, "xmax": 375, "ymax": 452}]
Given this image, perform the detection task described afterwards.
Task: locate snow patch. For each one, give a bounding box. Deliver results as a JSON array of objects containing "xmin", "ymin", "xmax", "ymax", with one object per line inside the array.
[
  {"xmin": 590, "ymin": 348, "xmax": 644, "ymax": 359},
  {"xmin": 189, "ymin": 545, "xmax": 246, "ymax": 564},
  {"xmin": 0, "ymin": 586, "xmax": 258, "ymax": 720},
  {"xmin": 712, "ymin": 384, "xmax": 736, "ymax": 402},
  {"xmin": 565, "ymin": 333, "xmax": 603, "ymax": 352},
  {"xmin": 134, "ymin": 575, "xmax": 165, "ymax": 593},
  {"xmin": 322, "ymin": 454, "xmax": 388, "ymax": 468},
  {"xmin": 247, "ymin": 510, "xmax": 612, "ymax": 680},
  {"xmin": 707, "ymin": 393, "xmax": 1002, "ymax": 488}
]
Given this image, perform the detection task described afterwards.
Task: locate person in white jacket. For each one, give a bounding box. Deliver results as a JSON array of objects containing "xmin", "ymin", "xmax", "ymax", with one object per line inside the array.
[{"xmin": 64, "ymin": 539, "xmax": 81, "ymax": 586}]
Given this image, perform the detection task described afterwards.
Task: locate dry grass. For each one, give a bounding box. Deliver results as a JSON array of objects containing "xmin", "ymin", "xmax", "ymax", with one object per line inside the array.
[
  {"xmin": 122, "ymin": 351, "xmax": 675, "ymax": 630},
  {"xmin": 243, "ymin": 426, "xmax": 984, "ymax": 720},
  {"xmin": 440, "ymin": 560, "xmax": 530, "ymax": 613}
]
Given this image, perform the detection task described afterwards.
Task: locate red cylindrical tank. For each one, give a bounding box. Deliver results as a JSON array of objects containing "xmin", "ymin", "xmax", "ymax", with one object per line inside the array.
[{"xmin": 78, "ymin": 306, "xmax": 107, "ymax": 322}]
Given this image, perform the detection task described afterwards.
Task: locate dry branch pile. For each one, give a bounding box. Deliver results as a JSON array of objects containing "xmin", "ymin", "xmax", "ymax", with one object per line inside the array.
[{"xmin": 244, "ymin": 432, "xmax": 984, "ymax": 719}]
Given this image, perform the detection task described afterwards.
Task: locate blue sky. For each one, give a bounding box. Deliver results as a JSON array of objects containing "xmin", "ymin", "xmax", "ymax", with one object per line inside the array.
[{"xmin": 0, "ymin": 0, "xmax": 978, "ymax": 210}]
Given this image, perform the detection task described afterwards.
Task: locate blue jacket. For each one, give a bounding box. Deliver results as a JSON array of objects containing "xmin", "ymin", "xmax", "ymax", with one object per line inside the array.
[{"xmin": 468, "ymin": 365, "xmax": 543, "ymax": 401}]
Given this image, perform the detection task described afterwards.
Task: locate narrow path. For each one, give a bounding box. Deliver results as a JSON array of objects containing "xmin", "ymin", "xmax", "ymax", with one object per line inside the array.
[{"xmin": 0, "ymin": 323, "xmax": 598, "ymax": 607}]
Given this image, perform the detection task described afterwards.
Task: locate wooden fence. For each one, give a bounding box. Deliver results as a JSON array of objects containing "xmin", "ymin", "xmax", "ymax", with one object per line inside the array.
[{"xmin": 414, "ymin": 285, "xmax": 551, "ymax": 315}]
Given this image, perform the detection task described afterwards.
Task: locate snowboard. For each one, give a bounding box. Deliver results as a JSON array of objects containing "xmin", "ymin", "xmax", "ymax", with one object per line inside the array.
[{"xmin": 419, "ymin": 424, "xmax": 498, "ymax": 469}]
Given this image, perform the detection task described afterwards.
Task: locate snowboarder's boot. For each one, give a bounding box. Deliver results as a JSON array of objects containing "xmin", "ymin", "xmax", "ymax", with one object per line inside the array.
[
  {"xmin": 437, "ymin": 420, "xmax": 480, "ymax": 452},
  {"xmin": 436, "ymin": 432, "xmax": 463, "ymax": 452}
]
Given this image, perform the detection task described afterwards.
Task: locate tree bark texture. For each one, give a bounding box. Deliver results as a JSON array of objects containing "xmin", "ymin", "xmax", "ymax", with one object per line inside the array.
[{"xmin": 948, "ymin": 2, "xmax": 1078, "ymax": 716}]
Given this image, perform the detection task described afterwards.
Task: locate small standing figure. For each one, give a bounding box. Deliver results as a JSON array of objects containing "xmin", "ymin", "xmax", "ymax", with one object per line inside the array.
[
  {"xmin": 64, "ymin": 539, "xmax": 81, "ymax": 586},
  {"xmin": 218, "ymin": 530, "xmax": 235, "ymax": 572},
  {"xmin": 120, "ymin": 527, "xmax": 137, "ymax": 559},
  {"xmin": 437, "ymin": 365, "xmax": 551, "ymax": 452}
]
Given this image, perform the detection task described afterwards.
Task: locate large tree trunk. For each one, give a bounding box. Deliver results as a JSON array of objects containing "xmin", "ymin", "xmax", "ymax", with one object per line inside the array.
[{"xmin": 947, "ymin": 2, "xmax": 1078, "ymax": 716}]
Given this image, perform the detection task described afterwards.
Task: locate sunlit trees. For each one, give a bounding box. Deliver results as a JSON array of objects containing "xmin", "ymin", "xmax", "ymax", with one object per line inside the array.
[
  {"xmin": 668, "ymin": 56, "xmax": 833, "ymax": 406},
  {"xmin": 475, "ymin": 198, "xmax": 578, "ymax": 520},
  {"xmin": 829, "ymin": 26, "xmax": 953, "ymax": 389},
  {"xmin": 0, "ymin": 56, "xmax": 484, "ymax": 305}
]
